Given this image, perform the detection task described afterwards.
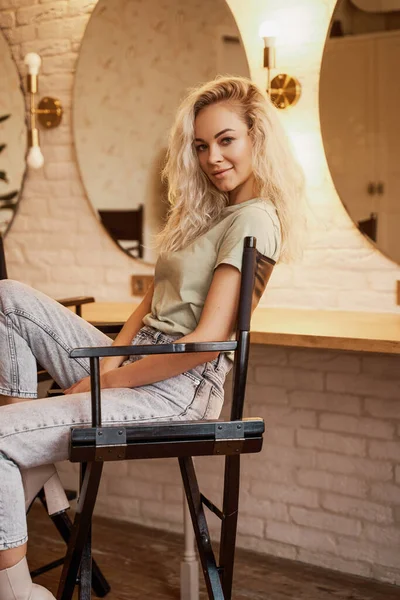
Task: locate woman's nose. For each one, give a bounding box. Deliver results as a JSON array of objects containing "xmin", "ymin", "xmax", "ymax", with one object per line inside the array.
[{"xmin": 207, "ymin": 144, "xmax": 223, "ymax": 164}]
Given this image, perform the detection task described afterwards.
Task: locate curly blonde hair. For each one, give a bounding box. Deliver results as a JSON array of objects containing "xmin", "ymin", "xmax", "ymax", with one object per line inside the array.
[{"xmin": 154, "ymin": 75, "xmax": 306, "ymax": 262}]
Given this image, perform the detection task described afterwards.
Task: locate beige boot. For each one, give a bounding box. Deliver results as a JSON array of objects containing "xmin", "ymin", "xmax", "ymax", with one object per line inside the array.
[
  {"xmin": 22, "ymin": 464, "xmax": 70, "ymax": 516},
  {"xmin": 0, "ymin": 556, "xmax": 55, "ymax": 599}
]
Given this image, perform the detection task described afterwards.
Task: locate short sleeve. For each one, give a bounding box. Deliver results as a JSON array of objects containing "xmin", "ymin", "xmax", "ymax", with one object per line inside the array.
[{"xmin": 214, "ymin": 207, "xmax": 280, "ymax": 271}]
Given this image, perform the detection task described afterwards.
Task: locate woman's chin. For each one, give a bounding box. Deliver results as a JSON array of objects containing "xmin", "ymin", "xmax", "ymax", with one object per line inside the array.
[{"xmin": 214, "ymin": 181, "xmax": 235, "ymax": 193}]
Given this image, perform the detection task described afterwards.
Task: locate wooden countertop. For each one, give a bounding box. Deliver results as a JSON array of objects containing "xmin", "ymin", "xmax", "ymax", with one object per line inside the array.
[{"xmin": 81, "ymin": 303, "xmax": 400, "ymax": 355}]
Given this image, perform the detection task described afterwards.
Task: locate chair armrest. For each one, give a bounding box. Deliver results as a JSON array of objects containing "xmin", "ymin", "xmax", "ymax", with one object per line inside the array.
[
  {"xmin": 70, "ymin": 340, "xmax": 237, "ymax": 359},
  {"xmin": 57, "ymin": 296, "xmax": 95, "ymax": 308},
  {"xmin": 69, "ymin": 340, "xmax": 237, "ymax": 428}
]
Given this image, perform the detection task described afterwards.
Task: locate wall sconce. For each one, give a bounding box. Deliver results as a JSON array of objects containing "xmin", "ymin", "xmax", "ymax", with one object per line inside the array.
[
  {"xmin": 259, "ymin": 20, "xmax": 302, "ymax": 110},
  {"xmin": 24, "ymin": 52, "xmax": 63, "ymax": 169}
]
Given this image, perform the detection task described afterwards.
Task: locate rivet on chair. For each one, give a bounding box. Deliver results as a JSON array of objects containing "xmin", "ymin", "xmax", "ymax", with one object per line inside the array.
[
  {"xmin": 218, "ymin": 425, "xmax": 222, "ymax": 430},
  {"xmin": 118, "ymin": 430, "xmax": 123, "ymax": 435},
  {"xmin": 98, "ymin": 431, "xmax": 103, "ymax": 436}
]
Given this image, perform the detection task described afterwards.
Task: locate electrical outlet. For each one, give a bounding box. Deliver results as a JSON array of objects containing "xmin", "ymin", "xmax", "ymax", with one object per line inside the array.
[{"xmin": 131, "ymin": 275, "xmax": 153, "ymax": 296}]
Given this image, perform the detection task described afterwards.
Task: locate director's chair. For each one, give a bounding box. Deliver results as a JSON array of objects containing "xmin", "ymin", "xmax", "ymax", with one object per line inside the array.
[{"xmin": 57, "ymin": 236, "xmax": 276, "ymax": 600}]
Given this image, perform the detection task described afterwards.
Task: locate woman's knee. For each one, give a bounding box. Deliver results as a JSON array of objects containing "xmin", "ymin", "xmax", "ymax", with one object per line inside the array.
[
  {"xmin": 0, "ymin": 279, "xmax": 23, "ymax": 296},
  {"xmin": 0, "ymin": 280, "xmax": 31, "ymax": 310}
]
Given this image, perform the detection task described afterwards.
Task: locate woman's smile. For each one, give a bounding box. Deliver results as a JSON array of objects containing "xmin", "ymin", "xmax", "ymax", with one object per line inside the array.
[{"xmin": 212, "ymin": 167, "xmax": 233, "ymax": 179}]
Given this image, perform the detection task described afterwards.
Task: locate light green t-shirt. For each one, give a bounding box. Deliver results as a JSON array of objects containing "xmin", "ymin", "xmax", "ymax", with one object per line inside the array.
[{"xmin": 143, "ymin": 197, "xmax": 281, "ymax": 348}]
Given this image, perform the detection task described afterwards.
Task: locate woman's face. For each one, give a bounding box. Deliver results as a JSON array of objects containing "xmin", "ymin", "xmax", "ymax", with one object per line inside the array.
[{"xmin": 194, "ymin": 102, "xmax": 254, "ymax": 201}]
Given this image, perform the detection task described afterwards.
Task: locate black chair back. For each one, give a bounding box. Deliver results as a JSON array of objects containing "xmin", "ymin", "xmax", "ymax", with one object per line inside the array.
[
  {"xmin": 98, "ymin": 206, "xmax": 143, "ymax": 258},
  {"xmin": 231, "ymin": 237, "xmax": 275, "ymax": 420}
]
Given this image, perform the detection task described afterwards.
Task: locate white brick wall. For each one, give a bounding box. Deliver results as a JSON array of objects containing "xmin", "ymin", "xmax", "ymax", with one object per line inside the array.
[{"xmin": 2, "ymin": 0, "xmax": 400, "ymax": 587}]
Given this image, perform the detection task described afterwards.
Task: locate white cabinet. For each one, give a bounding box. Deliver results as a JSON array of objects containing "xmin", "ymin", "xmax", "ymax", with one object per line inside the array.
[{"xmin": 320, "ymin": 31, "xmax": 400, "ymax": 261}]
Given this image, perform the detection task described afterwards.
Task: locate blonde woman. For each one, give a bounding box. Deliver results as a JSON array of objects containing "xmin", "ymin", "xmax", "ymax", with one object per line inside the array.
[{"xmin": 0, "ymin": 76, "xmax": 305, "ymax": 599}]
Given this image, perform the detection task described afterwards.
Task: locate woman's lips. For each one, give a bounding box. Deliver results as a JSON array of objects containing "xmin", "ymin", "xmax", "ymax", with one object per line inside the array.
[{"xmin": 212, "ymin": 167, "xmax": 233, "ymax": 179}]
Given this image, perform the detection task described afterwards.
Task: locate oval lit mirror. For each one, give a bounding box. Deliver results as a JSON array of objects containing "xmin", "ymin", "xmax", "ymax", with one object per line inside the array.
[
  {"xmin": 73, "ymin": 0, "xmax": 249, "ymax": 264},
  {"xmin": 0, "ymin": 30, "xmax": 27, "ymax": 237},
  {"xmin": 320, "ymin": 0, "xmax": 400, "ymax": 263}
]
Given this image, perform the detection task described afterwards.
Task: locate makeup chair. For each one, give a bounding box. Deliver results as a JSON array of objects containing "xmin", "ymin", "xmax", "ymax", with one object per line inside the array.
[
  {"xmin": 0, "ymin": 233, "xmax": 111, "ymax": 597},
  {"xmin": 98, "ymin": 206, "xmax": 144, "ymax": 259},
  {"xmin": 57, "ymin": 236, "xmax": 275, "ymax": 600}
]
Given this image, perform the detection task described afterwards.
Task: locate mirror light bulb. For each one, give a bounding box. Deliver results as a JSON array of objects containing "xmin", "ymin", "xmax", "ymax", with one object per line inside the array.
[
  {"xmin": 27, "ymin": 146, "xmax": 44, "ymax": 169},
  {"xmin": 259, "ymin": 20, "xmax": 280, "ymax": 46},
  {"xmin": 24, "ymin": 52, "xmax": 42, "ymax": 76}
]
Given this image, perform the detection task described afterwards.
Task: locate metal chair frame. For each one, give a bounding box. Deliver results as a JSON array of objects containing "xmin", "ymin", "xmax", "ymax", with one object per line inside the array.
[{"xmin": 54, "ymin": 236, "xmax": 274, "ymax": 600}]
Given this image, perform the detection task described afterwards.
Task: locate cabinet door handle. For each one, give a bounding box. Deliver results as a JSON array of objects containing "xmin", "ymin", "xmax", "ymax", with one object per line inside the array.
[
  {"xmin": 367, "ymin": 182, "xmax": 376, "ymax": 195},
  {"xmin": 377, "ymin": 182, "xmax": 384, "ymax": 195}
]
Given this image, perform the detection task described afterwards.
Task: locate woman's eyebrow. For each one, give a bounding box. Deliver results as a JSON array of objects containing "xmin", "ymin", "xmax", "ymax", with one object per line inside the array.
[{"xmin": 194, "ymin": 128, "xmax": 235, "ymax": 142}]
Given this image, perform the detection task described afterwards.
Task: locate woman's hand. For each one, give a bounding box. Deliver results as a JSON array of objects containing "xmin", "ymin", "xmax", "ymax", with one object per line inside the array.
[
  {"xmin": 64, "ymin": 373, "xmax": 110, "ymax": 395},
  {"xmin": 64, "ymin": 359, "xmax": 118, "ymax": 395}
]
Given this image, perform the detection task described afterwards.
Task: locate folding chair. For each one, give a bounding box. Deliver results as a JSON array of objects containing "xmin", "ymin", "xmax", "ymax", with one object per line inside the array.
[
  {"xmin": 57, "ymin": 235, "xmax": 275, "ymax": 600},
  {"xmin": 0, "ymin": 233, "xmax": 111, "ymax": 597}
]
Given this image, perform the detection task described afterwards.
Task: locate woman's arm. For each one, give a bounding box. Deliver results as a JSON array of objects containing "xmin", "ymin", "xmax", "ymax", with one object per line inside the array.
[
  {"xmin": 100, "ymin": 280, "xmax": 155, "ymax": 373},
  {"xmin": 101, "ymin": 264, "xmax": 241, "ymax": 389}
]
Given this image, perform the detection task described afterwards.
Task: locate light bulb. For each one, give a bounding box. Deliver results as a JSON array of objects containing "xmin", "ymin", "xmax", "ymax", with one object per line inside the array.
[
  {"xmin": 24, "ymin": 52, "xmax": 42, "ymax": 76},
  {"xmin": 27, "ymin": 146, "xmax": 44, "ymax": 169},
  {"xmin": 259, "ymin": 20, "xmax": 280, "ymax": 47}
]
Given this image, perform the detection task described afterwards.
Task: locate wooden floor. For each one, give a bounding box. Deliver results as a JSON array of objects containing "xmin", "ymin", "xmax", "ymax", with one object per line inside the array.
[{"xmin": 27, "ymin": 503, "xmax": 400, "ymax": 600}]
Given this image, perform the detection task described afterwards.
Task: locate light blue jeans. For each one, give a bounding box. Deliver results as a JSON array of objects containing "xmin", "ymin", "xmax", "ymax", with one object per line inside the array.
[{"xmin": 0, "ymin": 280, "xmax": 231, "ymax": 550}]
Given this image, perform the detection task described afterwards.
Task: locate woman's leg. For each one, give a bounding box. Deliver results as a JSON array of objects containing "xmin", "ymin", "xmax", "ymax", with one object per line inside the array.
[
  {"xmin": 0, "ymin": 279, "xmax": 115, "ymax": 582},
  {"xmin": 0, "ymin": 279, "xmax": 113, "ymax": 399},
  {"xmin": 0, "ymin": 543, "xmax": 26, "ymax": 569},
  {"xmin": 0, "ymin": 395, "xmax": 21, "ymax": 406},
  {"xmin": 0, "ymin": 368, "xmax": 210, "ymax": 553},
  {"xmin": 0, "ymin": 283, "xmax": 231, "ymax": 588},
  {"xmin": 0, "ymin": 323, "xmax": 229, "ymax": 551}
]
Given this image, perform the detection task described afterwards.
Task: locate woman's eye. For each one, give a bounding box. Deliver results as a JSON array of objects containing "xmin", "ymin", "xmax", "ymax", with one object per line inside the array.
[
  {"xmin": 221, "ymin": 137, "xmax": 234, "ymax": 145},
  {"xmin": 195, "ymin": 144, "xmax": 207, "ymax": 152}
]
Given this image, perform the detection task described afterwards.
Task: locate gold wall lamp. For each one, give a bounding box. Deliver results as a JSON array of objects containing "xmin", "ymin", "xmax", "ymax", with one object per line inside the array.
[
  {"xmin": 259, "ymin": 21, "xmax": 302, "ymax": 109},
  {"xmin": 24, "ymin": 52, "xmax": 63, "ymax": 169}
]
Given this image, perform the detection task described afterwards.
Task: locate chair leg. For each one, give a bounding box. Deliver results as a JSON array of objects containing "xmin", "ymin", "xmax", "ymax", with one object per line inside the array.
[
  {"xmin": 218, "ymin": 455, "xmax": 240, "ymax": 600},
  {"xmin": 57, "ymin": 462, "xmax": 103, "ymax": 600},
  {"xmin": 35, "ymin": 490, "xmax": 111, "ymax": 597},
  {"xmin": 79, "ymin": 526, "xmax": 92, "ymax": 600},
  {"xmin": 179, "ymin": 457, "xmax": 224, "ymax": 600}
]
